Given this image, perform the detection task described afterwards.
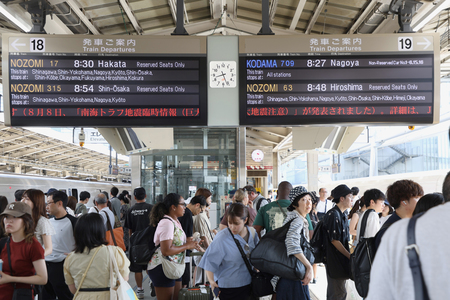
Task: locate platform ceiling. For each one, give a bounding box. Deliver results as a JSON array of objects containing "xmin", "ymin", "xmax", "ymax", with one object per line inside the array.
[{"xmin": 0, "ymin": 0, "xmax": 447, "ymax": 164}]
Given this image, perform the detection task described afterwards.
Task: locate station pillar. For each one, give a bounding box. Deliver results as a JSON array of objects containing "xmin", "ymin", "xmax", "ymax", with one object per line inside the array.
[
  {"xmin": 130, "ymin": 155, "xmax": 141, "ymax": 189},
  {"xmin": 307, "ymin": 151, "xmax": 319, "ymax": 192},
  {"xmin": 237, "ymin": 127, "xmax": 246, "ymax": 188},
  {"xmin": 272, "ymin": 152, "xmax": 279, "ymax": 190}
]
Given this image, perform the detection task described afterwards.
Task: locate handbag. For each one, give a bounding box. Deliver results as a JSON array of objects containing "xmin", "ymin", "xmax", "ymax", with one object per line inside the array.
[
  {"xmin": 228, "ymin": 228, "xmax": 274, "ymax": 298},
  {"xmin": 160, "ymin": 219, "xmax": 186, "ymax": 279},
  {"xmin": 108, "ymin": 246, "xmax": 138, "ymax": 300},
  {"xmin": 250, "ymin": 218, "xmax": 315, "ymax": 281},
  {"xmin": 161, "ymin": 255, "xmax": 186, "ymax": 279},
  {"xmin": 104, "ymin": 211, "xmax": 126, "ymax": 251},
  {"xmin": 72, "ymin": 247, "xmax": 103, "ymax": 299},
  {"xmin": 6, "ymin": 238, "xmax": 34, "ymax": 300}
]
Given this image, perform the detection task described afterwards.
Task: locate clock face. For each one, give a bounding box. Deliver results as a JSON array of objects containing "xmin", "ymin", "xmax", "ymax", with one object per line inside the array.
[
  {"xmin": 210, "ymin": 61, "xmax": 237, "ymax": 88},
  {"xmin": 251, "ymin": 149, "xmax": 264, "ymax": 162}
]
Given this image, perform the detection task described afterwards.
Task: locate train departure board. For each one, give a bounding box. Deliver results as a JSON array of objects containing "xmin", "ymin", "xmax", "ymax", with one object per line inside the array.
[
  {"xmin": 3, "ymin": 34, "xmax": 207, "ymax": 127},
  {"xmin": 239, "ymin": 34, "xmax": 439, "ymax": 126}
]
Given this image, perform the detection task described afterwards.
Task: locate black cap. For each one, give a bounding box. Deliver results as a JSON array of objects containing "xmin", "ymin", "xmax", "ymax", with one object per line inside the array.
[
  {"xmin": 134, "ymin": 187, "xmax": 146, "ymax": 200},
  {"xmin": 332, "ymin": 184, "xmax": 352, "ymax": 203}
]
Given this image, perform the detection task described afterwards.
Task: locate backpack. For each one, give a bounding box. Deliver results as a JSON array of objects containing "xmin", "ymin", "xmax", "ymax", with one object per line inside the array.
[
  {"xmin": 255, "ymin": 197, "xmax": 271, "ymax": 212},
  {"xmin": 129, "ymin": 217, "xmax": 169, "ymax": 265},
  {"xmin": 350, "ymin": 209, "xmax": 376, "ymax": 298},
  {"xmin": 310, "ymin": 220, "xmax": 325, "ymax": 263}
]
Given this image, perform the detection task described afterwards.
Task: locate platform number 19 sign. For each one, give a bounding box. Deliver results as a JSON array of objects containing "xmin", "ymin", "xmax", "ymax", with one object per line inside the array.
[
  {"xmin": 30, "ymin": 38, "xmax": 45, "ymax": 52},
  {"xmin": 398, "ymin": 37, "xmax": 413, "ymax": 51}
]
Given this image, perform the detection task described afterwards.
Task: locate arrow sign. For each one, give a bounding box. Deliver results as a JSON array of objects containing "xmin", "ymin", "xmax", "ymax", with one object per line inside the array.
[
  {"xmin": 417, "ymin": 37, "xmax": 431, "ymax": 50},
  {"xmin": 11, "ymin": 39, "xmax": 25, "ymax": 51}
]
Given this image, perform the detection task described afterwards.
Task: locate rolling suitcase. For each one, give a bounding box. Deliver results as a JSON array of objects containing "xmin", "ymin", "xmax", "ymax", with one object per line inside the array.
[{"xmin": 179, "ymin": 252, "xmax": 211, "ymax": 300}]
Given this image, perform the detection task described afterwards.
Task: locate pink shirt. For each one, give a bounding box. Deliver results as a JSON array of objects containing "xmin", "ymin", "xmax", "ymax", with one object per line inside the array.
[{"xmin": 154, "ymin": 215, "xmax": 186, "ymax": 246}]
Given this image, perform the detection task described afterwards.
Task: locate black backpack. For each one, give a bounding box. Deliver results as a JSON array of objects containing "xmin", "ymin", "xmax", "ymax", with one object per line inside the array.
[
  {"xmin": 350, "ymin": 209, "xmax": 376, "ymax": 298},
  {"xmin": 310, "ymin": 220, "xmax": 325, "ymax": 263},
  {"xmin": 255, "ymin": 197, "xmax": 271, "ymax": 211},
  {"xmin": 129, "ymin": 217, "xmax": 169, "ymax": 265}
]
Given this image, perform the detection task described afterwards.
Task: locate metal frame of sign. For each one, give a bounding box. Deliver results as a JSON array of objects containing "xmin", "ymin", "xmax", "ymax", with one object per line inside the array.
[
  {"xmin": 239, "ymin": 33, "xmax": 440, "ymax": 126},
  {"xmin": 3, "ymin": 34, "xmax": 207, "ymax": 127}
]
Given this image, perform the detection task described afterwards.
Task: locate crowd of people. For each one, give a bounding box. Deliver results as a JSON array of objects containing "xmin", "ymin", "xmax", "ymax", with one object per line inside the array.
[{"xmin": 0, "ymin": 171, "xmax": 449, "ymax": 300}]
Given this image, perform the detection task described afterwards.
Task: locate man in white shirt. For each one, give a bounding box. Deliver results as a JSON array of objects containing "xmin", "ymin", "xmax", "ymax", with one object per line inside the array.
[
  {"xmin": 367, "ymin": 171, "xmax": 450, "ymax": 300},
  {"xmin": 90, "ymin": 193, "xmax": 115, "ymax": 229},
  {"xmin": 316, "ymin": 187, "xmax": 333, "ymax": 221},
  {"xmin": 356, "ymin": 189, "xmax": 385, "ymax": 245}
]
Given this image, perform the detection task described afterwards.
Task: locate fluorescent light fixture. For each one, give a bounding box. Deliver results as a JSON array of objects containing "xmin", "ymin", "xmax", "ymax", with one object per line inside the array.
[
  {"xmin": 412, "ymin": 0, "xmax": 450, "ymax": 32},
  {"xmin": 78, "ymin": 172, "xmax": 94, "ymax": 176},
  {"xmin": 0, "ymin": 2, "xmax": 32, "ymax": 32},
  {"xmin": 32, "ymin": 167, "xmax": 62, "ymax": 172}
]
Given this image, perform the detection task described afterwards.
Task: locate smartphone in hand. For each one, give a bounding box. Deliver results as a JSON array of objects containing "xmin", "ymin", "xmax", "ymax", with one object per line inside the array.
[{"xmin": 213, "ymin": 287, "xmax": 220, "ymax": 298}]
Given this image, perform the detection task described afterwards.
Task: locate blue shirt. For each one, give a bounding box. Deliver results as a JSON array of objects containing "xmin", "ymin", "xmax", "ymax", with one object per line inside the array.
[{"xmin": 199, "ymin": 225, "xmax": 259, "ymax": 288}]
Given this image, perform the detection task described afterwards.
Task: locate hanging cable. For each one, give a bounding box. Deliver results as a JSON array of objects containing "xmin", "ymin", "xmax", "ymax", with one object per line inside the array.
[{"xmin": 119, "ymin": 4, "xmax": 129, "ymax": 34}]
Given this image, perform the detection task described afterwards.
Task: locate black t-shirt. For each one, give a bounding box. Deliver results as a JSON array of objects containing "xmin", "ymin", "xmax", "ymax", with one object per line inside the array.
[
  {"xmin": 178, "ymin": 207, "xmax": 193, "ymax": 238},
  {"xmin": 322, "ymin": 205, "xmax": 351, "ymax": 279},
  {"xmin": 125, "ymin": 202, "xmax": 153, "ymax": 233}
]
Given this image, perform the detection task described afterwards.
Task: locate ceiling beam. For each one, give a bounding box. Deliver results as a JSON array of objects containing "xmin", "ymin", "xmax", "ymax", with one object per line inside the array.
[
  {"xmin": 289, "ymin": 0, "xmax": 307, "ymax": 30},
  {"xmin": 167, "ymin": 0, "xmax": 189, "ymax": 25},
  {"xmin": 118, "ymin": 0, "xmax": 143, "ymax": 34},
  {"xmin": 246, "ymin": 130, "xmax": 279, "ymax": 145},
  {"xmin": 64, "ymin": 0, "xmax": 101, "ymax": 34},
  {"xmin": 305, "ymin": 0, "xmax": 327, "ymax": 34},
  {"xmin": 347, "ymin": 0, "xmax": 379, "ymax": 34},
  {"xmin": 269, "ymin": 0, "xmax": 278, "ymax": 26}
]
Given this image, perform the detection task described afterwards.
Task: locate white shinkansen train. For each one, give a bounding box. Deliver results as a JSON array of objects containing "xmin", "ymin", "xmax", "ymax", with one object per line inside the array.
[
  {"xmin": 0, "ymin": 172, "xmax": 131, "ymax": 207},
  {"xmin": 315, "ymin": 169, "xmax": 450, "ymax": 196}
]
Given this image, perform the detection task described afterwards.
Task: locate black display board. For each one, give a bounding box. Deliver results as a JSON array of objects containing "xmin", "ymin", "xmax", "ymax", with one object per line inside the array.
[
  {"xmin": 239, "ymin": 35, "xmax": 439, "ymax": 126},
  {"xmin": 4, "ymin": 35, "xmax": 207, "ymax": 127}
]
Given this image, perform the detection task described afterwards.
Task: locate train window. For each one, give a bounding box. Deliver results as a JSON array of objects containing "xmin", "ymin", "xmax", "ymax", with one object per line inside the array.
[{"xmin": 71, "ymin": 189, "xmax": 78, "ymax": 200}]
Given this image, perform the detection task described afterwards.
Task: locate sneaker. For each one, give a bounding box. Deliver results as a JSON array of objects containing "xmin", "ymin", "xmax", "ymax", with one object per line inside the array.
[
  {"xmin": 150, "ymin": 282, "xmax": 156, "ymax": 297},
  {"xmin": 136, "ymin": 288, "xmax": 145, "ymax": 299},
  {"xmin": 311, "ymin": 279, "xmax": 317, "ymax": 284}
]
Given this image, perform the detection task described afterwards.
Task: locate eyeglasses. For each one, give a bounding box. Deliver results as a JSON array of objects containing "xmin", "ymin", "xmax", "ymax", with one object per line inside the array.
[
  {"xmin": 178, "ymin": 203, "xmax": 186, "ymax": 207},
  {"xmin": 244, "ymin": 244, "xmax": 250, "ymax": 258},
  {"xmin": 46, "ymin": 201, "xmax": 55, "ymax": 205}
]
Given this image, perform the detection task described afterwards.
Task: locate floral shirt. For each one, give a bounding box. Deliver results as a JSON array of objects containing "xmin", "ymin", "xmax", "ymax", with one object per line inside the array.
[{"xmin": 147, "ymin": 216, "xmax": 186, "ymax": 270}]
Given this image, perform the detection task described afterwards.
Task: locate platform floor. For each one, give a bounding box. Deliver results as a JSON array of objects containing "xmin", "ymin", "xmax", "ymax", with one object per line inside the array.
[{"xmin": 128, "ymin": 265, "xmax": 361, "ymax": 300}]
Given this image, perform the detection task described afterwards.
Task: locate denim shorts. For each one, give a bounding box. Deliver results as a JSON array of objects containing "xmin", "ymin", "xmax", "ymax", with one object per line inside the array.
[{"xmin": 147, "ymin": 264, "xmax": 182, "ymax": 287}]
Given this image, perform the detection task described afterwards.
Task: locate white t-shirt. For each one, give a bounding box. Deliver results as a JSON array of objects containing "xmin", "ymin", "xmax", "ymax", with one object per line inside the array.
[
  {"xmin": 35, "ymin": 215, "xmax": 56, "ymax": 247},
  {"xmin": 99, "ymin": 207, "xmax": 115, "ymax": 229},
  {"xmin": 88, "ymin": 206, "xmax": 100, "ymax": 214},
  {"xmin": 367, "ymin": 202, "xmax": 450, "ymax": 300},
  {"xmin": 356, "ymin": 209, "xmax": 380, "ymax": 244},
  {"xmin": 316, "ymin": 199, "xmax": 333, "ymax": 214}
]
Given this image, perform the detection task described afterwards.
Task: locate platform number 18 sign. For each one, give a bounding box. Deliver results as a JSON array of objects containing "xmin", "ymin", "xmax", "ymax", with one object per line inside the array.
[
  {"xmin": 30, "ymin": 38, "xmax": 45, "ymax": 52},
  {"xmin": 398, "ymin": 37, "xmax": 413, "ymax": 51}
]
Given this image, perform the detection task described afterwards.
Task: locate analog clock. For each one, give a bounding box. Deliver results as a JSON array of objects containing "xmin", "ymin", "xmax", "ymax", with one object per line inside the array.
[{"xmin": 210, "ymin": 61, "xmax": 237, "ymax": 88}]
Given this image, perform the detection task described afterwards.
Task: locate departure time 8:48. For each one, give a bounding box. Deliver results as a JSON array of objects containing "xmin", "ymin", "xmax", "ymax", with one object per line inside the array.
[{"xmin": 307, "ymin": 84, "xmax": 326, "ymax": 92}]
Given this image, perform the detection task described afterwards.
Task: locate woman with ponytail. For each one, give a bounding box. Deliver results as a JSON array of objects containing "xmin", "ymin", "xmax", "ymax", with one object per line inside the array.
[{"xmin": 147, "ymin": 193, "xmax": 201, "ymax": 300}]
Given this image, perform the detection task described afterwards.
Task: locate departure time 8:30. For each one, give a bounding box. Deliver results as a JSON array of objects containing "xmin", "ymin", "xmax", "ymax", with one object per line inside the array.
[{"xmin": 73, "ymin": 60, "xmax": 94, "ymax": 68}]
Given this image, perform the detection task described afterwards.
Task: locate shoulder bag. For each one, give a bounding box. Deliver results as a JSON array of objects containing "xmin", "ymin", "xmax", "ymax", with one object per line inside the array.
[
  {"xmin": 6, "ymin": 238, "xmax": 34, "ymax": 300},
  {"xmin": 406, "ymin": 213, "xmax": 430, "ymax": 300},
  {"xmin": 72, "ymin": 246, "xmax": 103, "ymax": 299},
  {"xmin": 104, "ymin": 211, "xmax": 126, "ymax": 251},
  {"xmin": 250, "ymin": 218, "xmax": 315, "ymax": 281},
  {"xmin": 228, "ymin": 228, "xmax": 274, "ymax": 298},
  {"xmin": 160, "ymin": 219, "xmax": 186, "ymax": 279},
  {"xmin": 108, "ymin": 246, "xmax": 138, "ymax": 300}
]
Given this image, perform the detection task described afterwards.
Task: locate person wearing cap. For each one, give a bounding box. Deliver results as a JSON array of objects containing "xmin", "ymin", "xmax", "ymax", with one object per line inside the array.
[
  {"xmin": 0, "ymin": 202, "xmax": 47, "ymax": 299},
  {"xmin": 43, "ymin": 190, "xmax": 78, "ymax": 300},
  {"xmin": 322, "ymin": 184, "xmax": 353, "ymax": 300},
  {"xmin": 125, "ymin": 187, "xmax": 153, "ymax": 299},
  {"xmin": 253, "ymin": 181, "xmax": 293, "ymax": 238},
  {"xmin": 271, "ymin": 191, "xmax": 314, "ymax": 300}
]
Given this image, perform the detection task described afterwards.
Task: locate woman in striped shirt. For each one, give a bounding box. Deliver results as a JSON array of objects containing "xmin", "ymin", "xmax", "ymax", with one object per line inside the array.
[{"xmin": 272, "ymin": 192, "xmax": 314, "ymax": 300}]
